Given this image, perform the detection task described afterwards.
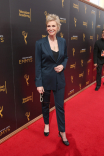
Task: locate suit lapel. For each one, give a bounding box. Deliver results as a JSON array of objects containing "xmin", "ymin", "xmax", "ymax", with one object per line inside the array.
[
  {"xmin": 56, "ymin": 37, "xmax": 62, "ymax": 62},
  {"xmin": 44, "ymin": 36, "xmax": 56, "ymax": 62},
  {"xmin": 44, "ymin": 36, "xmax": 63, "ymax": 63}
]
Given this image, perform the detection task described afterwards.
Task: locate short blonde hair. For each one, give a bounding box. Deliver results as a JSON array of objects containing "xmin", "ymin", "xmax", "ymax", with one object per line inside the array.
[{"xmin": 46, "ymin": 14, "xmax": 61, "ymax": 32}]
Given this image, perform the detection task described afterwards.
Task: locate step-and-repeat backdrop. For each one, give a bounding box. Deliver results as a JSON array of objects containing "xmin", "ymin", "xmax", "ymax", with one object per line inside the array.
[{"xmin": 0, "ymin": 0, "xmax": 104, "ymax": 140}]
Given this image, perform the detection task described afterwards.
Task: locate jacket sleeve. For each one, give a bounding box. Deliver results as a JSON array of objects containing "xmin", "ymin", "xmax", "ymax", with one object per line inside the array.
[
  {"xmin": 35, "ymin": 41, "xmax": 42, "ymax": 87},
  {"xmin": 93, "ymin": 42, "xmax": 98, "ymax": 64},
  {"xmin": 61, "ymin": 39, "xmax": 68, "ymax": 69}
]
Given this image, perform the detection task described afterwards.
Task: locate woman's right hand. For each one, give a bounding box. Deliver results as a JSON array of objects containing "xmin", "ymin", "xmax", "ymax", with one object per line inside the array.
[{"xmin": 37, "ymin": 86, "xmax": 44, "ymax": 94}]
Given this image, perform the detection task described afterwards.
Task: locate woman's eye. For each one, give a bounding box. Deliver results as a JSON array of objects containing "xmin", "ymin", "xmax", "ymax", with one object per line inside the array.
[{"xmin": 47, "ymin": 25, "xmax": 50, "ymax": 27}]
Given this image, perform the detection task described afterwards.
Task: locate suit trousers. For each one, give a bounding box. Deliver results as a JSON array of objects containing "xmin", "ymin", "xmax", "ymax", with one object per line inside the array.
[
  {"xmin": 41, "ymin": 87, "xmax": 65, "ymax": 132},
  {"xmin": 96, "ymin": 64, "xmax": 103, "ymax": 86}
]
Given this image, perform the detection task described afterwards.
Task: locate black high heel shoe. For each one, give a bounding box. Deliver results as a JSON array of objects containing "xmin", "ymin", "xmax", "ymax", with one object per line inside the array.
[
  {"xmin": 59, "ymin": 131, "xmax": 69, "ymax": 146},
  {"xmin": 44, "ymin": 126, "xmax": 49, "ymax": 136},
  {"xmin": 44, "ymin": 131, "xmax": 49, "ymax": 136}
]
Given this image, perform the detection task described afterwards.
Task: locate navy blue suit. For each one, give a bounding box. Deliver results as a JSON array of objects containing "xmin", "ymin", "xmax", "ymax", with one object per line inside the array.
[
  {"xmin": 35, "ymin": 36, "xmax": 68, "ymax": 90},
  {"xmin": 35, "ymin": 36, "xmax": 68, "ymax": 132}
]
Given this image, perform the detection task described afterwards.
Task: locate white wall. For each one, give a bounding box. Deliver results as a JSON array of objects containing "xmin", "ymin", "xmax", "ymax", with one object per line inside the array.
[
  {"xmin": 90, "ymin": 0, "xmax": 99, "ymax": 5},
  {"xmin": 89, "ymin": 0, "xmax": 104, "ymax": 8},
  {"xmin": 99, "ymin": 0, "xmax": 104, "ymax": 8}
]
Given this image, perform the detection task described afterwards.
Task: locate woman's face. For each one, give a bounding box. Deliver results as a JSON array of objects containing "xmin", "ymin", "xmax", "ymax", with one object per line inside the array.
[{"xmin": 46, "ymin": 20, "xmax": 58, "ymax": 36}]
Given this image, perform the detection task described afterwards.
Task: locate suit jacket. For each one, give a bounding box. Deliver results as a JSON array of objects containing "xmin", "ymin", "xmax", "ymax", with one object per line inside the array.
[
  {"xmin": 93, "ymin": 38, "xmax": 104, "ymax": 64},
  {"xmin": 35, "ymin": 36, "xmax": 68, "ymax": 90}
]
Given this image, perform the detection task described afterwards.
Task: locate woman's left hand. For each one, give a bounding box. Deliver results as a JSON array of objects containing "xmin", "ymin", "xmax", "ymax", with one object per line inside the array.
[{"xmin": 54, "ymin": 65, "xmax": 64, "ymax": 73}]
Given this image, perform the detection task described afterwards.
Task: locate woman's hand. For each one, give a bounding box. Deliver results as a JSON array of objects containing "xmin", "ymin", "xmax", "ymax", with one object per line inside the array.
[
  {"xmin": 37, "ymin": 86, "xmax": 44, "ymax": 94},
  {"xmin": 54, "ymin": 65, "xmax": 64, "ymax": 73},
  {"xmin": 94, "ymin": 63, "xmax": 97, "ymax": 67}
]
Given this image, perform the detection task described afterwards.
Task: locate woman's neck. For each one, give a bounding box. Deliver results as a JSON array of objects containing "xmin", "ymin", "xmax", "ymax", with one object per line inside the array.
[{"xmin": 48, "ymin": 35, "xmax": 57, "ymax": 41}]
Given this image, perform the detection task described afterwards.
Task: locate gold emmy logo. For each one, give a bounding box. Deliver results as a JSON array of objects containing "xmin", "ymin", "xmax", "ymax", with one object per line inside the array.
[
  {"xmin": 44, "ymin": 11, "xmax": 49, "ymax": 18},
  {"xmin": 25, "ymin": 112, "xmax": 30, "ymax": 121},
  {"xmin": 70, "ymin": 62, "xmax": 76, "ymax": 69},
  {"xmin": 81, "ymin": 60, "xmax": 83, "ymax": 67},
  {"xmin": 93, "ymin": 67, "xmax": 96, "ymax": 71},
  {"xmin": 72, "ymin": 48, "xmax": 75, "ymax": 56},
  {"xmin": 19, "ymin": 9, "xmax": 31, "ymax": 22},
  {"xmin": 88, "ymin": 69, "xmax": 90, "ymax": 75},
  {"xmin": 0, "ymin": 126, "xmax": 10, "ymax": 137},
  {"xmin": 92, "ymin": 21, "xmax": 93, "ymax": 29},
  {"xmin": 85, "ymin": 5, "xmax": 87, "ymax": 14},
  {"xmin": 74, "ymin": 18, "xmax": 77, "ymax": 27},
  {"xmin": 79, "ymin": 84, "xmax": 81, "ymax": 90},
  {"xmin": 80, "ymin": 49, "xmax": 86, "ymax": 53},
  {"xmin": 68, "ymin": 89, "xmax": 74, "ymax": 96},
  {"xmin": 22, "ymin": 92, "xmax": 33, "ymax": 104},
  {"xmin": 19, "ymin": 56, "xmax": 33, "ymax": 64},
  {"xmin": 83, "ymin": 21, "xmax": 88, "ymax": 28},
  {"xmin": 0, "ymin": 106, "xmax": 3, "ymax": 118},
  {"xmin": 97, "ymin": 25, "xmax": 101, "ymax": 28},
  {"xmin": 79, "ymin": 71, "xmax": 84, "ymax": 78},
  {"xmin": 90, "ymin": 36, "xmax": 93, "ymax": 40},
  {"xmin": 87, "ymin": 59, "xmax": 92, "ymax": 63},
  {"xmin": 42, "ymin": 35, "xmax": 47, "ymax": 38},
  {"xmin": 91, "ymin": 10, "xmax": 95, "ymax": 15},
  {"xmin": 83, "ymin": 33, "xmax": 85, "ymax": 41},
  {"xmin": 60, "ymin": 32, "xmax": 64, "ymax": 38},
  {"xmin": 86, "ymin": 81, "xmax": 89, "ymax": 85},
  {"xmin": 0, "ymin": 35, "xmax": 4, "ymax": 42},
  {"xmin": 71, "ymin": 36, "xmax": 78, "ymax": 40},
  {"xmin": 24, "ymin": 74, "xmax": 29, "ymax": 86},
  {"xmin": 62, "ymin": 0, "xmax": 64, "ymax": 7},
  {"xmin": 60, "ymin": 18, "xmax": 66, "ymax": 23},
  {"xmin": 0, "ymin": 81, "xmax": 7, "ymax": 94},
  {"xmin": 22, "ymin": 31, "xmax": 28, "ymax": 45},
  {"xmin": 90, "ymin": 46, "xmax": 92, "ymax": 53},
  {"xmin": 93, "ymin": 76, "xmax": 95, "ymax": 81},
  {"xmin": 99, "ymin": 11, "xmax": 100, "ymax": 18},
  {"xmin": 73, "ymin": 3, "xmax": 79, "ymax": 12},
  {"xmin": 71, "ymin": 76, "xmax": 73, "ymax": 83},
  {"xmin": 97, "ymin": 34, "xmax": 99, "ymax": 40}
]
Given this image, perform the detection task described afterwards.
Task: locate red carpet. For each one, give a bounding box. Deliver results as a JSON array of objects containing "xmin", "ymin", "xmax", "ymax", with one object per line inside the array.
[{"xmin": 1, "ymin": 80, "xmax": 104, "ymax": 156}]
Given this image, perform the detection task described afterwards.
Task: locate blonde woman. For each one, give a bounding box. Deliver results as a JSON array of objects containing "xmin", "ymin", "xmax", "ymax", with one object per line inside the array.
[{"xmin": 35, "ymin": 14, "xmax": 69, "ymax": 146}]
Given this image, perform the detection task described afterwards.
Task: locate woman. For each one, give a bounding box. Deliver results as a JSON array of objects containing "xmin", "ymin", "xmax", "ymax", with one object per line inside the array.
[{"xmin": 35, "ymin": 14, "xmax": 69, "ymax": 146}]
